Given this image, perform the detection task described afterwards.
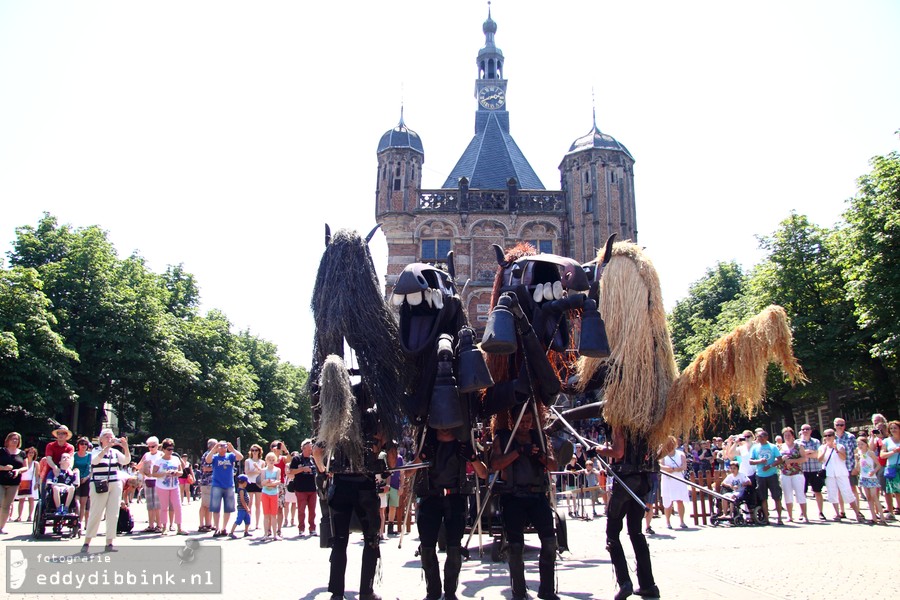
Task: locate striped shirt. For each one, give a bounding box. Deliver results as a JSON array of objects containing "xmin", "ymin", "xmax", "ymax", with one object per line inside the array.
[
  {"xmin": 798, "ymin": 437, "xmax": 822, "ymax": 472},
  {"xmin": 91, "ymin": 449, "xmax": 127, "ymax": 483}
]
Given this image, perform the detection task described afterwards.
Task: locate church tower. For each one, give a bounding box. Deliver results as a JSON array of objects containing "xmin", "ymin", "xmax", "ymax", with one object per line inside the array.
[{"xmin": 376, "ymin": 7, "xmax": 637, "ymax": 329}]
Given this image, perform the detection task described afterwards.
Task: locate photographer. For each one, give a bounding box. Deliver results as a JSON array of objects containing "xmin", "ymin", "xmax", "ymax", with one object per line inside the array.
[
  {"xmin": 82, "ymin": 428, "xmax": 131, "ymax": 552},
  {"xmin": 204, "ymin": 440, "xmax": 243, "ymax": 537}
]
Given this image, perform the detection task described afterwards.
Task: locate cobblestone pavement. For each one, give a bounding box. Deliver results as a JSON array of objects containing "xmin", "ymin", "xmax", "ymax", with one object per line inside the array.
[{"xmin": 1, "ymin": 498, "xmax": 896, "ymax": 599}]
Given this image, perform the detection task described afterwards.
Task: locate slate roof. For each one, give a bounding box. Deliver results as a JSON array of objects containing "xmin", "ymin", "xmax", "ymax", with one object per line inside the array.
[
  {"xmin": 567, "ymin": 125, "xmax": 633, "ymax": 161},
  {"xmin": 442, "ymin": 112, "xmax": 544, "ymax": 190},
  {"xmin": 377, "ymin": 120, "xmax": 424, "ymax": 155}
]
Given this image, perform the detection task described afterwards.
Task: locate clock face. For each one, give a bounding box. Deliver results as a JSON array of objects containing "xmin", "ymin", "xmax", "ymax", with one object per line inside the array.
[{"xmin": 478, "ymin": 85, "xmax": 505, "ymax": 110}]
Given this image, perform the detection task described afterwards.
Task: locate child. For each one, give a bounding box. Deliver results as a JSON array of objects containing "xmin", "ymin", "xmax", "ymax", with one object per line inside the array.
[
  {"xmin": 260, "ymin": 453, "xmax": 281, "ymax": 540},
  {"xmin": 720, "ymin": 462, "xmax": 751, "ymax": 516},
  {"xmin": 117, "ymin": 501, "xmax": 134, "ymax": 534},
  {"xmin": 856, "ymin": 437, "xmax": 887, "ymax": 525},
  {"xmin": 51, "ymin": 453, "xmax": 79, "ymax": 515},
  {"xmin": 230, "ymin": 474, "xmax": 252, "ymax": 538}
]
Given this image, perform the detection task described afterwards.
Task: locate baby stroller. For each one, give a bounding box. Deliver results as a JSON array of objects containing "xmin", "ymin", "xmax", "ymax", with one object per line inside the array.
[
  {"xmin": 710, "ymin": 484, "xmax": 765, "ymax": 527},
  {"xmin": 32, "ymin": 478, "xmax": 81, "ymax": 539}
]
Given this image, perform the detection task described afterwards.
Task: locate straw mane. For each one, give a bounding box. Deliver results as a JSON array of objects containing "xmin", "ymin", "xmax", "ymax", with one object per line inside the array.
[
  {"xmin": 663, "ymin": 305, "xmax": 807, "ymax": 442},
  {"xmin": 577, "ymin": 242, "xmax": 677, "ymax": 447}
]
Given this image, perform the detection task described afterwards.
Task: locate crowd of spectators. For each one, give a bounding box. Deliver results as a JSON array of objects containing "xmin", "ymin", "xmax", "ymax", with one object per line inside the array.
[{"xmin": 2, "ymin": 412, "xmax": 898, "ymax": 544}]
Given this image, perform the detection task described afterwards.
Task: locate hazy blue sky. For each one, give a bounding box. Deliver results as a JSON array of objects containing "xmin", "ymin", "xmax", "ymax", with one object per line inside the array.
[{"xmin": 2, "ymin": 1, "xmax": 898, "ymax": 367}]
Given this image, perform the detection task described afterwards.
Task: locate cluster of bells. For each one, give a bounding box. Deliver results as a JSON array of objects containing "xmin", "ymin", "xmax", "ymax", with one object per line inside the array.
[{"xmin": 428, "ymin": 292, "xmax": 610, "ymax": 431}]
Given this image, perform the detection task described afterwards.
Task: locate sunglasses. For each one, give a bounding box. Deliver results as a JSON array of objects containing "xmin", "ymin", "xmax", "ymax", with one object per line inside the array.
[
  {"xmin": 824, "ymin": 434, "xmax": 834, "ymax": 437},
  {"xmin": 835, "ymin": 424, "xmax": 846, "ymax": 427}
]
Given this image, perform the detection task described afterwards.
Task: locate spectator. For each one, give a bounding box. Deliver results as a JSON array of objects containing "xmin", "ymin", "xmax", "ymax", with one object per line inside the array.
[
  {"xmin": 243, "ymin": 444, "xmax": 265, "ymax": 531},
  {"xmin": 880, "ymin": 420, "xmax": 900, "ymax": 518},
  {"xmin": 72, "ymin": 438, "xmax": 92, "ymax": 527},
  {"xmin": 179, "ymin": 460, "xmax": 193, "ymax": 506},
  {"xmin": 583, "ymin": 460, "xmax": 601, "ymax": 520},
  {"xmin": 564, "ymin": 455, "xmax": 580, "ymax": 517},
  {"xmin": 43, "ymin": 425, "xmax": 74, "ymax": 481},
  {"xmin": 205, "ymin": 440, "xmax": 243, "ymax": 537},
  {"xmin": 856, "ymin": 437, "xmax": 886, "ymax": 525},
  {"xmin": 659, "ymin": 436, "xmax": 689, "ymax": 529},
  {"xmin": 833, "ymin": 417, "xmax": 859, "ymax": 516},
  {"xmin": 82, "ymin": 429, "xmax": 131, "ymax": 552},
  {"xmin": 779, "ymin": 427, "xmax": 808, "ymax": 522},
  {"xmin": 870, "ymin": 414, "xmax": 893, "ymax": 519},
  {"xmin": 386, "ymin": 448, "xmax": 404, "ymax": 535},
  {"xmin": 49, "ymin": 453, "xmax": 78, "ymax": 514},
  {"xmin": 288, "ymin": 439, "xmax": 318, "ymax": 537},
  {"xmin": 269, "ymin": 440, "xmax": 289, "ymax": 537},
  {"xmin": 749, "ymin": 430, "xmax": 784, "ymax": 525},
  {"xmin": 642, "ymin": 468, "xmax": 659, "ymax": 534},
  {"xmin": 260, "ymin": 451, "xmax": 281, "ymax": 539},
  {"xmin": 0, "ymin": 432, "xmax": 28, "ymax": 534},
  {"xmin": 720, "ymin": 462, "xmax": 752, "ymax": 516},
  {"xmin": 152, "ymin": 438, "xmax": 188, "ymax": 535},
  {"xmin": 696, "ymin": 440, "xmax": 714, "ymax": 476},
  {"xmin": 230, "ymin": 474, "xmax": 252, "ymax": 538},
  {"xmin": 197, "ymin": 439, "xmax": 217, "ymax": 532},
  {"xmin": 136, "ymin": 436, "xmax": 163, "ymax": 533},
  {"xmin": 797, "ymin": 424, "xmax": 826, "ymax": 521},
  {"xmin": 15, "ymin": 446, "xmax": 38, "ymax": 523},
  {"xmin": 818, "ymin": 428, "xmax": 865, "ymax": 522},
  {"xmin": 283, "ymin": 452, "xmax": 298, "ymax": 528}
]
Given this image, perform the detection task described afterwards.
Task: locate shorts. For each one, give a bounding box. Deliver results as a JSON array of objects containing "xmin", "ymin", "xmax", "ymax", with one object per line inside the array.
[
  {"xmin": 756, "ymin": 475, "xmax": 782, "ymax": 502},
  {"xmin": 178, "ymin": 477, "xmax": 190, "ymax": 486},
  {"xmin": 200, "ymin": 485, "xmax": 211, "ymax": 508},
  {"xmin": 209, "ymin": 486, "xmax": 235, "ymax": 513},
  {"xmin": 145, "ymin": 483, "xmax": 160, "ymax": 510},
  {"xmin": 859, "ymin": 477, "xmax": 880, "ymax": 489},
  {"xmin": 261, "ymin": 493, "xmax": 279, "ymax": 516},
  {"xmin": 379, "ymin": 492, "xmax": 388, "ymax": 509},
  {"xmin": 849, "ymin": 474, "xmax": 859, "ymax": 487},
  {"xmin": 803, "ymin": 470, "xmax": 825, "ymax": 494},
  {"xmin": 246, "ymin": 483, "xmax": 262, "ymax": 494},
  {"xmin": 643, "ymin": 473, "xmax": 660, "ymax": 506},
  {"xmin": 388, "ymin": 487, "xmax": 400, "ymax": 508},
  {"xmin": 234, "ymin": 509, "xmax": 251, "ymax": 526},
  {"xmin": 76, "ymin": 481, "xmax": 91, "ymax": 498},
  {"xmin": 283, "ymin": 491, "xmax": 297, "ymax": 504}
]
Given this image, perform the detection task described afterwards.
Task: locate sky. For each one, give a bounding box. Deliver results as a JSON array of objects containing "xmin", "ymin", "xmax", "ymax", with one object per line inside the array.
[{"xmin": 1, "ymin": 1, "xmax": 898, "ymax": 369}]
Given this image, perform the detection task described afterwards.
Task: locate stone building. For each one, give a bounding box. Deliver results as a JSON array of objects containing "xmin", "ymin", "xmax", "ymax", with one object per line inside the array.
[{"xmin": 375, "ymin": 8, "xmax": 637, "ymax": 326}]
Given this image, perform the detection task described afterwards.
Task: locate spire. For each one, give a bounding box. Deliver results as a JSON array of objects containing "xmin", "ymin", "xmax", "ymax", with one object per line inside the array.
[
  {"xmin": 592, "ymin": 87, "xmax": 598, "ymax": 131},
  {"xmin": 483, "ymin": 2, "xmax": 497, "ymax": 46},
  {"xmin": 477, "ymin": 2, "xmax": 504, "ymax": 80},
  {"xmin": 399, "ymin": 104, "xmax": 405, "ymax": 128}
]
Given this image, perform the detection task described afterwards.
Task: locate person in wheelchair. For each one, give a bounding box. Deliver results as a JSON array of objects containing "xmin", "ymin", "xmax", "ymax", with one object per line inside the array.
[
  {"xmin": 48, "ymin": 453, "xmax": 79, "ymax": 515},
  {"xmin": 719, "ymin": 462, "xmax": 752, "ymax": 516}
]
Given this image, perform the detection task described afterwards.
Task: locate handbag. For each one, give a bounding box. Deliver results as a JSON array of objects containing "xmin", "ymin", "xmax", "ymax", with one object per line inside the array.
[{"xmin": 93, "ymin": 452, "xmax": 113, "ymax": 493}]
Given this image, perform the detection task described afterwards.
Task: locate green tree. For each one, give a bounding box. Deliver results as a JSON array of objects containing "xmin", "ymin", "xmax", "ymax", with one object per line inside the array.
[
  {"xmin": 0, "ymin": 266, "xmax": 78, "ymax": 435},
  {"xmin": 840, "ymin": 151, "xmax": 900, "ymax": 397}
]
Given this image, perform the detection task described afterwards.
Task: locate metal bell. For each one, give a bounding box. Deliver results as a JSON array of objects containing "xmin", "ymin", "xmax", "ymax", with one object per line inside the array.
[
  {"xmin": 428, "ymin": 335, "xmax": 465, "ymax": 430},
  {"xmin": 579, "ymin": 299, "xmax": 610, "ymax": 358},
  {"xmin": 481, "ymin": 297, "xmax": 518, "ymax": 354},
  {"xmin": 457, "ymin": 327, "xmax": 494, "ymax": 393}
]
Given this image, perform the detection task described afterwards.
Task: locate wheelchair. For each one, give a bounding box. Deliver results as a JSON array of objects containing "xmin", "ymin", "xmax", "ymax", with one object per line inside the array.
[
  {"xmin": 32, "ymin": 478, "xmax": 82, "ymax": 539},
  {"xmin": 710, "ymin": 485, "xmax": 765, "ymax": 527}
]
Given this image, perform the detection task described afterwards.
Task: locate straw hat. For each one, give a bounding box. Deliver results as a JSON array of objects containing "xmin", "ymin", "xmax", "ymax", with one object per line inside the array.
[{"xmin": 51, "ymin": 425, "xmax": 73, "ymax": 441}]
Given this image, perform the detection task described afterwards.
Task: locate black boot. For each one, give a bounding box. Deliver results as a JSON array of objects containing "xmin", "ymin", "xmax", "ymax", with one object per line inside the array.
[
  {"xmin": 444, "ymin": 546, "xmax": 462, "ymax": 599},
  {"xmin": 629, "ymin": 531, "xmax": 658, "ymax": 598},
  {"xmin": 607, "ymin": 536, "xmax": 633, "ymax": 600},
  {"xmin": 537, "ymin": 536, "xmax": 559, "ymax": 600},
  {"xmin": 508, "ymin": 543, "xmax": 527, "ymax": 600},
  {"xmin": 420, "ymin": 545, "xmax": 443, "ymax": 600},
  {"xmin": 328, "ymin": 544, "xmax": 348, "ymax": 598},
  {"xmin": 359, "ymin": 534, "xmax": 380, "ymax": 598}
]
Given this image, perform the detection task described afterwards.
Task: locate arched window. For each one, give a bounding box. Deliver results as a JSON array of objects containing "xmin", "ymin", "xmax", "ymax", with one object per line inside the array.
[{"xmin": 393, "ymin": 165, "xmax": 402, "ymax": 191}]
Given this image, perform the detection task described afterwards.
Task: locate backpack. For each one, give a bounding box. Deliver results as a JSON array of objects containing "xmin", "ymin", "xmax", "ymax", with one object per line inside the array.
[{"xmin": 117, "ymin": 505, "xmax": 134, "ymax": 534}]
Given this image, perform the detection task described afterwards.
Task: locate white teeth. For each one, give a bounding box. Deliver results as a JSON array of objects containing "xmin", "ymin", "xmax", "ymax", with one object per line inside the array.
[
  {"xmin": 552, "ymin": 281, "xmax": 564, "ymax": 300},
  {"xmin": 433, "ymin": 291, "xmax": 444, "ymax": 309},
  {"xmin": 533, "ymin": 283, "xmax": 544, "ymax": 303},
  {"xmin": 543, "ymin": 283, "xmax": 554, "ymax": 301},
  {"xmin": 391, "ymin": 293, "xmax": 404, "ymax": 306},
  {"xmin": 425, "ymin": 289, "xmax": 434, "ymax": 307},
  {"xmin": 407, "ymin": 291, "xmax": 423, "ymax": 306}
]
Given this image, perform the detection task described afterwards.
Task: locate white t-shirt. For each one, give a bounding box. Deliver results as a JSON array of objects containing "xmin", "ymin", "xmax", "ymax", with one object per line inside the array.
[
  {"xmin": 822, "ymin": 444, "xmax": 849, "ymax": 477},
  {"xmin": 722, "ymin": 472, "xmax": 750, "ymax": 490},
  {"xmin": 737, "ymin": 446, "xmax": 755, "ymax": 477},
  {"xmin": 154, "ymin": 456, "xmax": 182, "ymax": 490}
]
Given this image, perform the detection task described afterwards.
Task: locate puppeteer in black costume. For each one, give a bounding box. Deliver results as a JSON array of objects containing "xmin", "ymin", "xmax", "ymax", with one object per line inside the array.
[
  {"xmin": 309, "ymin": 226, "xmax": 409, "ymax": 600},
  {"xmin": 479, "ymin": 241, "xmax": 608, "ymax": 600},
  {"xmin": 392, "ymin": 258, "xmax": 492, "ymax": 600}
]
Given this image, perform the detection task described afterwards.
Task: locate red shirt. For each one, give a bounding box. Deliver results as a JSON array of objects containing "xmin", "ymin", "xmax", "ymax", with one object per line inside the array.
[
  {"xmin": 275, "ymin": 455, "xmax": 288, "ymax": 482},
  {"xmin": 45, "ymin": 441, "xmax": 74, "ymax": 466}
]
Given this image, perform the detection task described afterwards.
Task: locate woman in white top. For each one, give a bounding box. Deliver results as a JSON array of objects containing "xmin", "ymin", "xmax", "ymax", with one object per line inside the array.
[
  {"xmin": 152, "ymin": 438, "xmax": 188, "ymax": 535},
  {"xmin": 82, "ymin": 429, "xmax": 131, "ymax": 552},
  {"xmin": 659, "ymin": 436, "xmax": 690, "ymax": 529},
  {"xmin": 818, "ymin": 428, "xmax": 865, "ymax": 523},
  {"xmin": 244, "ymin": 444, "xmax": 265, "ymax": 531}
]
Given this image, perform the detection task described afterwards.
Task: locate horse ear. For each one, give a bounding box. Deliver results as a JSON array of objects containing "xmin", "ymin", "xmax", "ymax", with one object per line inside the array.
[
  {"xmin": 447, "ymin": 251, "xmax": 456, "ymax": 280},
  {"xmin": 601, "ymin": 233, "xmax": 617, "ymax": 265},
  {"xmin": 325, "ymin": 224, "xmax": 332, "ymax": 247},
  {"xmin": 365, "ymin": 224, "xmax": 382, "ymax": 244},
  {"xmin": 492, "ymin": 244, "xmax": 511, "ymax": 268}
]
